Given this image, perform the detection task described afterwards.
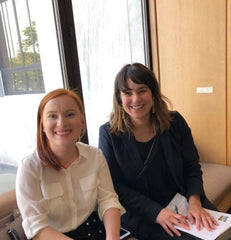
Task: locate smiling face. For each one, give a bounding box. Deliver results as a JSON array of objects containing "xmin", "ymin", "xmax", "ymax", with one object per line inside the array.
[
  {"xmin": 120, "ymin": 78, "xmax": 153, "ymax": 125},
  {"xmin": 42, "ymin": 95, "xmax": 85, "ymax": 151}
]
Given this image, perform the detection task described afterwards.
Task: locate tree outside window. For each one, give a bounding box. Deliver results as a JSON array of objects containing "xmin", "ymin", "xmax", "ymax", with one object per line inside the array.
[{"xmin": 0, "ymin": 0, "xmax": 44, "ymax": 96}]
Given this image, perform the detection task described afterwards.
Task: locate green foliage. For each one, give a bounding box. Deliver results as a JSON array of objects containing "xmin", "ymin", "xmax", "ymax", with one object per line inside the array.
[
  {"xmin": 12, "ymin": 52, "xmax": 41, "ymax": 67},
  {"xmin": 21, "ymin": 21, "xmax": 39, "ymax": 52},
  {"xmin": 9, "ymin": 21, "xmax": 44, "ymax": 93}
]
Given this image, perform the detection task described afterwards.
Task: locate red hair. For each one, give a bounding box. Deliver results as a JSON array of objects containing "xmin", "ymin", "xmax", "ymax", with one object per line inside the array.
[{"xmin": 37, "ymin": 88, "xmax": 85, "ymax": 170}]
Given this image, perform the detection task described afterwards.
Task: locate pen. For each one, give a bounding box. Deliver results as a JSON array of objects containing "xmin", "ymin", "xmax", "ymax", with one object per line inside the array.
[
  {"xmin": 175, "ymin": 205, "xmax": 181, "ymax": 223},
  {"xmin": 175, "ymin": 205, "xmax": 179, "ymax": 214}
]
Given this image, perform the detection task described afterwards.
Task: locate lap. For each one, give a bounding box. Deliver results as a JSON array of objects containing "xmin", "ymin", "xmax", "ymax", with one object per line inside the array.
[
  {"xmin": 135, "ymin": 223, "xmax": 201, "ymax": 240},
  {"xmin": 136, "ymin": 227, "xmax": 231, "ymax": 240},
  {"xmin": 63, "ymin": 212, "xmax": 105, "ymax": 240},
  {"xmin": 159, "ymin": 231, "xmax": 202, "ymax": 240}
]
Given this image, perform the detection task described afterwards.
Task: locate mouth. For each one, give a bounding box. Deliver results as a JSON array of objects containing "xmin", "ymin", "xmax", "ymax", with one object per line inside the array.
[
  {"xmin": 131, "ymin": 105, "xmax": 144, "ymax": 110},
  {"xmin": 55, "ymin": 130, "xmax": 72, "ymax": 136}
]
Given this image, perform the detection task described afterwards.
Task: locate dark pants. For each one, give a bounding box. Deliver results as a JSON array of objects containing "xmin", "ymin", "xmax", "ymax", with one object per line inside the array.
[
  {"xmin": 63, "ymin": 212, "xmax": 105, "ymax": 240},
  {"xmin": 136, "ymin": 223, "xmax": 201, "ymax": 240}
]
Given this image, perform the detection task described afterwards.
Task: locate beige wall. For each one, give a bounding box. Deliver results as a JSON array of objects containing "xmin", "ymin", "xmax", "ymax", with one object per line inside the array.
[
  {"xmin": 149, "ymin": 0, "xmax": 230, "ymax": 165},
  {"xmin": 227, "ymin": 0, "xmax": 231, "ymax": 165}
]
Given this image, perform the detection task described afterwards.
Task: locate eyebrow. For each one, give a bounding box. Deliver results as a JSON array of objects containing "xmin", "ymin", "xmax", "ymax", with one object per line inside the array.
[
  {"xmin": 45, "ymin": 109, "xmax": 76, "ymax": 114},
  {"xmin": 121, "ymin": 85, "xmax": 148, "ymax": 92},
  {"xmin": 45, "ymin": 110, "xmax": 56, "ymax": 114}
]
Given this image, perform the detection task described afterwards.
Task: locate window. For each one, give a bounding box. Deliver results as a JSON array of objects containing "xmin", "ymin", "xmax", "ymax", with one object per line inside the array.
[
  {"xmin": 0, "ymin": 0, "xmax": 150, "ymax": 193},
  {"xmin": 0, "ymin": 0, "xmax": 44, "ymax": 95},
  {"xmin": 72, "ymin": 0, "xmax": 150, "ymax": 146},
  {"xmin": 0, "ymin": 0, "xmax": 65, "ymax": 193}
]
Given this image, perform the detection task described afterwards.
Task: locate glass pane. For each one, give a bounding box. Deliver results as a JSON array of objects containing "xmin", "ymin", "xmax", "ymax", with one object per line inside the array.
[
  {"xmin": 0, "ymin": 0, "xmax": 64, "ymax": 193},
  {"xmin": 0, "ymin": 0, "xmax": 44, "ymax": 94},
  {"xmin": 72, "ymin": 0, "xmax": 145, "ymax": 146}
]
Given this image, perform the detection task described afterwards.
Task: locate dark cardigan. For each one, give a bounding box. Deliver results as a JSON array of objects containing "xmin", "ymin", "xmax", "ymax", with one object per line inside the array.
[{"xmin": 99, "ymin": 111, "xmax": 214, "ymax": 237}]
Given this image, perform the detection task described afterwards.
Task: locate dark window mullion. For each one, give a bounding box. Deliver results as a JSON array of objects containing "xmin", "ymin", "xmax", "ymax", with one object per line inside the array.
[
  {"xmin": 12, "ymin": 0, "xmax": 29, "ymax": 90},
  {"xmin": 53, "ymin": 0, "xmax": 88, "ymax": 143},
  {"xmin": 141, "ymin": 0, "xmax": 152, "ymax": 69}
]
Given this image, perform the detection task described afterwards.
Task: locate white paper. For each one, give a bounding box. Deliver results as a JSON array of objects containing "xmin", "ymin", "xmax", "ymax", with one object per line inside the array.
[{"xmin": 166, "ymin": 193, "xmax": 231, "ymax": 240}]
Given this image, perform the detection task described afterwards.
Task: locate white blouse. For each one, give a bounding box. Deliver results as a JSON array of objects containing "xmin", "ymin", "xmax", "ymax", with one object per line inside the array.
[{"xmin": 16, "ymin": 142, "xmax": 125, "ymax": 239}]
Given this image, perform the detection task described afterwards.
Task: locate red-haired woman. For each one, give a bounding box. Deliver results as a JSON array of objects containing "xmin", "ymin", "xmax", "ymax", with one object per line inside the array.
[{"xmin": 16, "ymin": 88, "xmax": 124, "ymax": 240}]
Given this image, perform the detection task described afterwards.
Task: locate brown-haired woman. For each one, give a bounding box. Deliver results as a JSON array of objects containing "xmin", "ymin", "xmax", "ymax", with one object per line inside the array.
[
  {"xmin": 99, "ymin": 63, "xmax": 218, "ymax": 240},
  {"xmin": 16, "ymin": 88, "xmax": 124, "ymax": 240}
]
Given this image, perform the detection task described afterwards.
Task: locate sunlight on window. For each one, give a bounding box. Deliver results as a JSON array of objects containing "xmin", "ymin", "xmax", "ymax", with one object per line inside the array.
[
  {"xmin": 0, "ymin": 0, "xmax": 64, "ymax": 193},
  {"xmin": 72, "ymin": 0, "xmax": 145, "ymax": 146}
]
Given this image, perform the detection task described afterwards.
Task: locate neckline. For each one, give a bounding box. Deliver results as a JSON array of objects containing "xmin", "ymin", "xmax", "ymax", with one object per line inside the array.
[{"xmin": 136, "ymin": 136, "xmax": 155, "ymax": 144}]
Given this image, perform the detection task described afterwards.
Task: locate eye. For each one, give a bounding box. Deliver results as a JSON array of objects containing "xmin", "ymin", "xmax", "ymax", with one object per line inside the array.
[
  {"xmin": 48, "ymin": 114, "xmax": 57, "ymax": 119},
  {"xmin": 66, "ymin": 112, "xmax": 75, "ymax": 118},
  {"xmin": 139, "ymin": 87, "xmax": 148, "ymax": 94},
  {"xmin": 122, "ymin": 90, "xmax": 131, "ymax": 96}
]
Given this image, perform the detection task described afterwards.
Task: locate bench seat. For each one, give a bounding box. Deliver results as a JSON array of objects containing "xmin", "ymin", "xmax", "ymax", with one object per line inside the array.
[{"xmin": 200, "ymin": 162, "xmax": 231, "ymax": 212}]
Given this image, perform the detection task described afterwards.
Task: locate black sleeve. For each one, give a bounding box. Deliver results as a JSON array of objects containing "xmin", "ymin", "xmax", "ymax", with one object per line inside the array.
[
  {"xmin": 98, "ymin": 124, "xmax": 163, "ymax": 222},
  {"xmin": 171, "ymin": 111, "xmax": 205, "ymax": 200}
]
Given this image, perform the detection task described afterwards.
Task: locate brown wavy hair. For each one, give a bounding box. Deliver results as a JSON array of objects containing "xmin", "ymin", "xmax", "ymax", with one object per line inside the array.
[
  {"xmin": 110, "ymin": 63, "xmax": 172, "ymax": 135},
  {"xmin": 37, "ymin": 88, "xmax": 86, "ymax": 170}
]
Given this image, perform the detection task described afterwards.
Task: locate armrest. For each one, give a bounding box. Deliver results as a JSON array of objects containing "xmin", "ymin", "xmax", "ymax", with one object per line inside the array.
[
  {"xmin": 200, "ymin": 162, "xmax": 231, "ymax": 212},
  {"xmin": 0, "ymin": 189, "xmax": 17, "ymax": 219}
]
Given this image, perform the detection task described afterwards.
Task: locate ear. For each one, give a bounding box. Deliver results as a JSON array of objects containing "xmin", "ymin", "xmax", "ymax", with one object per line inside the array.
[{"xmin": 81, "ymin": 115, "xmax": 85, "ymax": 128}]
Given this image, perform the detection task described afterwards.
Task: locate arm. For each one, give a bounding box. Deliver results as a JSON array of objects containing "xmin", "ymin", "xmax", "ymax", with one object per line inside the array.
[
  {"xmin": 103, "ymin": 208, "xmax": 121, "ymax": 240},
  {"xmin": 16, "ymin": 157, "xmax": 49, "ymax": 239},
  {"xmin": 33, "ymin": 226, "xmax": 72, "ymax": 240},
  {"xmin": 153, "ymin": 112, "xmax": 213, "ymax": 237},
  {"xmin": 99, "ymin": 124, "xmax": 163, "ymax": 223},
  {"xmin": 173, "ymin": 112, "xmax": 205, "ymax": 198},
  {"xmin": 16, "ymin": 154, "xmax": 67, "ymax": 239},
  {"xmin": 96, "ymin": 149, "xmax": 124, "ymax": 239},
  {"xmin": 173, "ymin": 112, "xmax": 218, "ymax": 230}
]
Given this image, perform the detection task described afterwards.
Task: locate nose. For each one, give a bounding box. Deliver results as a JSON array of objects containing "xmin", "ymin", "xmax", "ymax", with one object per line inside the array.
[
  {"xmin": 57, "ymin": 116, "xmax": 66, "ymax": 126},
  {"xmin": 132, "ymin": 92, "xmax": 140, "ymax": 102}
]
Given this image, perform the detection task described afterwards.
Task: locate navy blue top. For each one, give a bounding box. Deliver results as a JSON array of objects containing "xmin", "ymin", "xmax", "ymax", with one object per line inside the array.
[
  {"xmin": 98, "ymin": 111, "xmax": 212, "ymax": 237},
  {"xmin": 136, "ymin": 138, "xmax": 180, "ymax": 207}
]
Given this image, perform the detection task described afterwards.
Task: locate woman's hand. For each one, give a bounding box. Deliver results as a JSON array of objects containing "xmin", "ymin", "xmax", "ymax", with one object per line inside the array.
[
  {"xmin": 156, "ymin": 208, "xmax": 190, "ymax": 237},
  {"xmin": 187, "ymin": 195, "xmax": 218, "ymax": 231}
]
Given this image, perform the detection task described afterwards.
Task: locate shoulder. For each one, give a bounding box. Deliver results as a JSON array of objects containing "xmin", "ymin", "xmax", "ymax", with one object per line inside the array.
[
  {"xmin": 170, "ymin": 111, "xmax": 185, "ymax": 122},
  {"xmin": 169, "ymin": 111, "xmax": 189, "ymax": 129},
  {"xmin": 76, "ymin": 142, "xmax": 108, "ymax": 174},
  {"xmin": 99, "ymin": 122, "xmax": 110, "ymax": 133},
  {"xmin": 99, "ymin": 122, "xmax": 114, "ymax": 142},
  {"xmin": 18, "ymin": 150, "xmax": 43, "ymax": 178},
  {"xmin": 77, "ymin": 142, "xmax": 104, "ymax": 159},
  {"xmin": 20, "ymin": 150, "xmax": 41, "ymax": 168},
  {"xmin": 99, "ymin": 122, "xmax": 130, "ymax": 145},
  {"xmin": 167, "ymin": 111, "xmax": 192, "ymax": 141}
]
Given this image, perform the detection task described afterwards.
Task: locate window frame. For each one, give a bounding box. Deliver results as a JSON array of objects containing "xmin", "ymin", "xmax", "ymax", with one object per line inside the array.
[
  {"xmin": 0, "ymin": 0, "xmax": 152, "ymax": 195},
  {"xmin": 54, "ymin": 0, "xmax": 152, "ymax": 144},
  {"xmin": 0, "ymin": 0, "xmax": 45, "ymax": 95}
]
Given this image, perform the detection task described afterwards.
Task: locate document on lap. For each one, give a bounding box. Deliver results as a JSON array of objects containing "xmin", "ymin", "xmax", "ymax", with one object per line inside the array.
[{"xmin": 166, "ymin": 193, "xmax": 231, "ymax": 240}]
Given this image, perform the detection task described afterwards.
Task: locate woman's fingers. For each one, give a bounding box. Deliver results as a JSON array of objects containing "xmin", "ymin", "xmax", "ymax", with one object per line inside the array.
[
  {"xmin": 162, "ymin": 221, "xmax": 181, "ymax": 237},
  {"xmin": 156, "ymin": 208, "xmax": 191, "ymax": 237},
  {"xmin": 202, "ymin": 214, "xmax": 218, "ymax": 231},
  {"xmin": 175, "ymin": 214, "xmax": 190, "ymax": 230},
  {"xmin": 188, "ymin": 205, "xmax": 219, "ymax": 231},
  {"xmin": 162, "ymin": 223, "xmax": 175, "ymax": 237}
]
